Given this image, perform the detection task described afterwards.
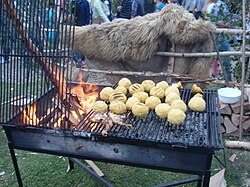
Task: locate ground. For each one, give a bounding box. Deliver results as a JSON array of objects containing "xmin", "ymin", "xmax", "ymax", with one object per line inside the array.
[{"xmin": 0, "ymin": 127, "xmax": 250, "ymax": 187}]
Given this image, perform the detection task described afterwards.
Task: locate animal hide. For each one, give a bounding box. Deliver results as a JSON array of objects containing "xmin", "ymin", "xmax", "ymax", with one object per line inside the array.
[{"xmin": 70, "ymin": 4, "xmax": 215, "ymax": 84}]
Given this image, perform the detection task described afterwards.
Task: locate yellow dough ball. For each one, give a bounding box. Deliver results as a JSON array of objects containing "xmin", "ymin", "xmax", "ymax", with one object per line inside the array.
[
  {"xmin": 109, "ymin": 92, "xmax": 127, "ymax": 103},
  {"xmin": 132, "ymin": 103, "xmax": 149, "ymax": 117},
  {"xmin": 92, "ymin": 101, "xmax": 108, "ymax": 113},
  {"xmin": 100, "ymin": 87, "xmax": 114, "ymax": 101},
  {"xmin": 155, "ymin": 103, "xmax": 171, "ymax": 118},
  {"xmin": 118, "ymin": 78, "xmax": 132, "ymax": 89},
  {"xmin": 126, "ymin": 97, "xmax": 140, "ymax": 110},
  {"xmin": 168, "ymin": 109, "xmax": 186, "ymax": 125},
  {"xmin": 110, "ymin": 100, "xmax": 127, "ymax": 114},
  {"xmin": 115, "ymin": 86, "xmax": 127, "ymax": 95},
  {"xmin": 156, "ymin": 81, "xmax": 169, "ymax": 91},
  {"xmin": 191, "ymin": 84, "xmax": 203, "ymax": 94},
  {"xmin": 150, "ymin": 87, "xmax": 165, "ymax": 99},
  {"xmin": 171, "ymin": 100, "xmax": 187, "ymax": 112},
  {"xmin": 129, "ymin": 84, "xmax": 144, "ymax": 95},
  {"xmin": 145, "ymin": 96, "xmax": 161, "ymax": 110},
  {"xmin": 188, "ymin": 96, "xmax": 206, "ymax": 112},
  {"xmin": 165, "ymin": 92, "xmax": 181, "ymax": 105},
  {"xmin": 133, "ymin": 92, "xmax": 148, "ymax": 103},
  {"xmin": 172, "ymin": 81, "xmax": 182, "ymax": 88},
  {"xmin": 165, "ymin": 86, "xmax": 180, "ymax": 96},
  {"xmin": 141, "ymin": 80, "xmax": 155, "ymax": 92}
]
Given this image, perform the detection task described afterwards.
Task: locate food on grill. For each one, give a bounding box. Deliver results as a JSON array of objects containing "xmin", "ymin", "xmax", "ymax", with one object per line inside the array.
[
  {"xmin": 110, "ymin": 100, "xmax": 127, "ymax": 114},
  {"xmin": 92, "ymin": 101, "xmax": 108, "ymax": 112},
  {"xmin": 100, "ymin": 87, "xmax": 114, "ymax": 101},
  {"xmin": 165, "ymin": 92, "xmax": 181, "ymax": 105},
  {"xmin": 188, "ymin": 95, "xmax": 206, "ymax": 112},
  {"xmin": 133, "ymin": 92, "xmax": 149, "ymax": 103},
  {"xmin": 129, "ymin": 83, "xmax": 144, "ymax": 95},
  {"xmin": 191, "ymin": 84, "xmax": 203, "ymax": 94},
  {"xmin": 172, "ymin": 81, "xmax": 182, "ymax": 88},
  {"xmin": 155, "ymin": 103, "xmax": 171, "ymax": 118},
  {"xmin": 156, "ymin": 81, "xmax": 169, "ymax": 91},
  {"xmin": 91, "ymin": 112, "xmax": 132, "ymax": 136},
  {"xmin": 115, "ymin": 85, "xmax": 128, "ymax": 95},
  {"xmin": 149, "ymin": 87, "xmax": 165, "ymax": 99},
  {"xmin": 109, "ymin": 92, "xmax": 127, "ymax": 103},
  {"xmin": 165, "ymin": 86, "xmax": 180, "ymax": 96},
  {"xmin": 141, "ymin": 80, "xmax": 155, "ymax": 92},
  {"xmin": 171, "ymin": 100, "xmax": 187, "ymax": 112},
  {"xmin": 118, "ymin": 78, "xmax": 132, "ymax": 89},
  {"xmin": 168, "ymin": 109, "xmax": 186, "ymax": 125},
  {"xmin": 132, "ymin": 103, "xmax": 149, "ymax": 117},
  {"xmin": 145, "ymin": 96, "xmax": 161, "ymax": 109},
  {"xmin": 126, "ymin": 97, "xmax": 140, "ymax": 110}
]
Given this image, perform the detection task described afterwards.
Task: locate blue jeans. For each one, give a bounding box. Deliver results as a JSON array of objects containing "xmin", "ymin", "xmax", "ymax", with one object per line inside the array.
[{"xmin": 218, "ymin": 35, "xmax": 232, "ymax": 81}]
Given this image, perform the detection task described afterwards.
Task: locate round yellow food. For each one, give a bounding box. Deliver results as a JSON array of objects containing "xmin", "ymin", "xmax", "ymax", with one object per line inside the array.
[
  {"xmin": 188, "ymin": 96, "xmax": 206, "ymax": 112},
  {"xmin": 118, "ymin": 78, "xmax": 132, "ymax": 89},
  {"xmin": 171, "ymin": 100, "xmax": 187, "ymax": 112},
  {"xmin": 168, "ymin": 109, "xmax": 186, "ymax": 125},
  {"xmin": 109, "ymin": 92, "xmax": 127, "ymax": 103},
  {"xmin": 141, "ymin": 80, "xmax": 155, "ymax": 92},
  {"xmin": 110, "ymin": 100, "xmax": 127, "ymax": 114},
  {"xmin": 126, "ymin": 97, "xmax": 140, "ymax": 110},
  {"xmin": 145, "ymin": 96, "xmax": 161, "ymax": 110},
  {"xmin": 114, "ymin": 86, "xmax": 127, "ymax": 95},
  {"xmin": 155, "ymin": 103, "xmax": 171, "ymax": 118},
  {"xmin": 129, "ymin": 84, "xmax": 144, "ymax": 95},
  {"xmin": 165, "ymin": 92, "xmax": 181, "ymax": 105},
  {"xmin": 156, "ymin": 81, "xmax": 169, "ymax": 91},
  {"xmin": 92, "ymin": 101, "xmax": 108, "ymax": 113},
  {"xmin": 165, "ymin": 86, "xmax": 180, "ymax": 97},
  {"xmin": 150, "ymin": 86, "xmax": 165, "ymax": 99},
  {"xmin": 133, "ymin": 92, "xmax": 148, "ymax": 103},
  {"xmin": 100, "ymin": 87, "xmax": 114, "ymax": 101},
  {"xmin": 132, "ymin": 103, "xmax": 149, "ymax": 117}
]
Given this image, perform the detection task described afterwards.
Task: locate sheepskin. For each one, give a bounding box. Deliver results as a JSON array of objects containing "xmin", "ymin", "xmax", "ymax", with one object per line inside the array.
[{"xmin": 71, "ymin": 4, "xmax": 215, "ymax": 84}]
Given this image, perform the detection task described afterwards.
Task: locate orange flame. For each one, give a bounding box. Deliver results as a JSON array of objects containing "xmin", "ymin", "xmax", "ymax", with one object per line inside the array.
[
  {"xmin": 70, "ymin": 72, "xmax": 99, "ymax": 121},
  {"xmin": 23, "ymin": 103, "xmax": 39, "ymax": 126}
]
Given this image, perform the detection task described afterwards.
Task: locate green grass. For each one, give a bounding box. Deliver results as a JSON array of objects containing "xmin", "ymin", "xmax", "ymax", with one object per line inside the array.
[{"xmin": 0, "ymin": 127, "xmax": 249, "ymax": 187}]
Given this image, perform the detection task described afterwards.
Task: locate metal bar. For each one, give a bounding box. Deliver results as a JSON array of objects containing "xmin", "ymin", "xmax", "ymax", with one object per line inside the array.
[
  {"xmin": 4, "ymin": 128, "xmax": 23, "ymax": 187},
  {"xmin": 151, "ymin": 175, "xmax": 202, "ymax": 187},
  {"xmin": 69, "ymin": 158, "xmax": 113, "ymax": 187}
]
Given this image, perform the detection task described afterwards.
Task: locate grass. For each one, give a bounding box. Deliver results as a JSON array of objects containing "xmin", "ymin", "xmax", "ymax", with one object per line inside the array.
[{"xmin": 0, "ymin": 127, "xmax": 249, "ymax": 187}]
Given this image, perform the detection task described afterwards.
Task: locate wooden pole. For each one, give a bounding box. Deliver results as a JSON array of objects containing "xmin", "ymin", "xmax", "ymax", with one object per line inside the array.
[
  {"xmin": 239, "ymin": 0, "xmax": 247, "ymax": 141},
  {"xmin": 155, "ymin": 51, "xmax": 250, "ymax": 57}
]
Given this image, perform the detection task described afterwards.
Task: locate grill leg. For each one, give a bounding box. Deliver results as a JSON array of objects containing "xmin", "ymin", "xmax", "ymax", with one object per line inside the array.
[
  {"xmin": 202, "ymin": 171, "xmax": 211, "ymax": 187},
  {"xmin": 8, "ymin": 142, "xmax": 23, "ymax": 187}
]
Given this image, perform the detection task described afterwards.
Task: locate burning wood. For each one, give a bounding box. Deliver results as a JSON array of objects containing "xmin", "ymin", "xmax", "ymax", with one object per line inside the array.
[{"xmin": 91, "ymin": 112, "xmax": 133, "ymax": 136}]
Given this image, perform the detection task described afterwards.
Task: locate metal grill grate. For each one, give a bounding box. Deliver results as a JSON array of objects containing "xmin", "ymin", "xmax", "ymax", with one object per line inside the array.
[{"xmin": 76, "ymin": 88, "xmax": 222, "ymax": 150}]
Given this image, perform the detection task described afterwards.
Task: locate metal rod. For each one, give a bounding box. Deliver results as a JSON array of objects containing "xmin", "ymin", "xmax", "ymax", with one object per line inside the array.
[
  {"xmin": 239, "ymin": 0, "xmax": 247, "ymax": 141},
  {"xmin": 69, "ymin": 158, "xmax": 113, "ymax": 187},
  {"xmin": 151, "ymin": 175, "xmax": 202, "ymax": 187}
]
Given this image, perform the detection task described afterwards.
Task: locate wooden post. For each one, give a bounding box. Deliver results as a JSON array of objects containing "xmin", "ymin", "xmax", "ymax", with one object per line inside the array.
[{"xmin": 239, "ymin": 0, "xmax": 247, "ymax": 141}]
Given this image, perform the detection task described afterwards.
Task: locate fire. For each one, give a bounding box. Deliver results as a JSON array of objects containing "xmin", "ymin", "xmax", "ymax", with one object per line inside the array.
[
  {"xmin": 70, "ymin": 72, "xmax": 99, "ymax": 121},
  {"xmin": 22, "ymin": 103, "xmax": 39, "ymax": 126}
]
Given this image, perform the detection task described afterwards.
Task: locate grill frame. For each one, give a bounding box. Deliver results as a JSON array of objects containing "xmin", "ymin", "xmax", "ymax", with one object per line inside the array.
[{"xmin": 1, "ymin": 86, "xmax": 224, "ymax": 187}]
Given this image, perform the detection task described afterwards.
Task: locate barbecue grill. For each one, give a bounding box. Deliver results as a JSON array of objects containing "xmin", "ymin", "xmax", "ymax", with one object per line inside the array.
[{"xmin": 0, "ymin": 0, "xmax": 224, "ymax": 187}]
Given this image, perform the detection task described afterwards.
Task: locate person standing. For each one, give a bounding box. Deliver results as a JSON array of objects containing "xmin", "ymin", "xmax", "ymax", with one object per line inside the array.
[
  {"xmin": 154, "ymin": 0, "xmax": 165, "ymax": 12},
  {"xmin": 182, "ymin": 0, "xmax": 193, "ymax": 13},
  {"xmin": 117, "ymin": 0, "xmax": 132, "ymax": 19},
  {"xmin": 92, "ymin": 0, "xmax": 110, "ymax": 23},
  {"xmin": 131, "ymin": 0, "xmax": 145, "ymax": 18},
  {"xmin": 74, "ymin": 0, "xmax": 91, "ymax": 26},
  {"xmin": 192, "ymin": 0, "xmax": 205, "ymax": 19}
]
